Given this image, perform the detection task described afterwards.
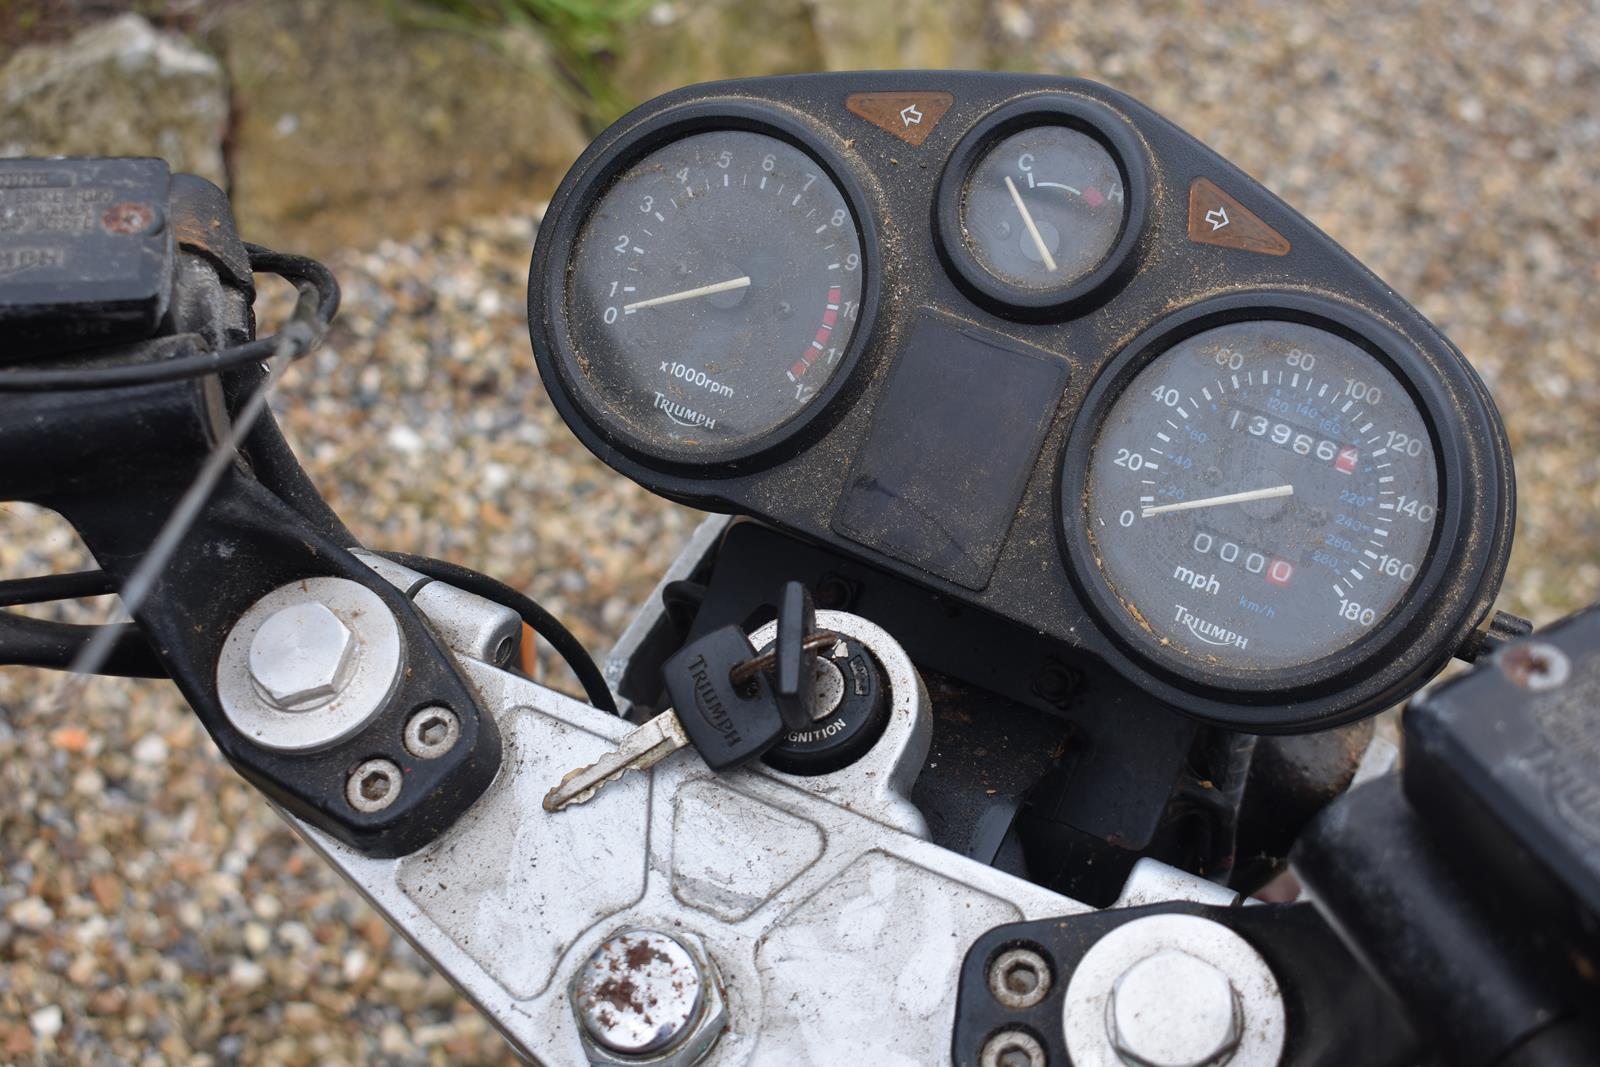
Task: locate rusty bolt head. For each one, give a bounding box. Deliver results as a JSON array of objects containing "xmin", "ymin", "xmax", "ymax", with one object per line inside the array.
[
  {"xmin": 571, "ymin": 929, "xmax": 727, "ymax": 1067},
  {"xmin": 248, "ymin": 600, "xmax": 357, "ymax": 710},
  {"xmin": 1109, "ymin": 950, "xmax": 1241, "ymax": 1067},
  {"xmin": 1498, "ymin": 641, "xmax": 1571, "ymax": 692}
]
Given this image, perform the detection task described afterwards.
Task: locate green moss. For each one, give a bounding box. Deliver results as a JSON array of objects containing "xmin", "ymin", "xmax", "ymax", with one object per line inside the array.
[{"xmin": 393, "ymin": 0, "xmax": 652, "ymax": 129}]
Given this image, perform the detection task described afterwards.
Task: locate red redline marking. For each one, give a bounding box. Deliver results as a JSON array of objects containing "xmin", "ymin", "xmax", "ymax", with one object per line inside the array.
[{"xmin": 823, "ymin": 309, "xmax": 838, "ymax": 326}]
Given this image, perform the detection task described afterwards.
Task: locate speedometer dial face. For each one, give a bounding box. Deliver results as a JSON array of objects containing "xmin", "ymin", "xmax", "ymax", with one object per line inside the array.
[
  {"xmin": 564, "ymin": 130, "xmax": 866, "ymax": 461},
  {"xmin": 1083, "ymin": 320, "xmax": 1440, "ymax": 673}
]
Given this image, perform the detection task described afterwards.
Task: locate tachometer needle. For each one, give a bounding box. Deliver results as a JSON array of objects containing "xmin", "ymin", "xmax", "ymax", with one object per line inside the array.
[
  {"xmin": 623, "ymin": 275, "xmax": 751, "ymax": 312},
  {"xmin": 1141, "ymin": 484, "xmax": 1294, "ymax": 517},
  {"xmin": 1004, "ymin": 175, "xmax": 1058, "ymax": 273}
]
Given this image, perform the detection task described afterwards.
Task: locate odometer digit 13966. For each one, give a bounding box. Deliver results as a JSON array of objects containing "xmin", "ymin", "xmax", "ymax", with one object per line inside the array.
[{"xmin": 1082, "ymin": 319, "xmax": 1440, "ymax": 673}]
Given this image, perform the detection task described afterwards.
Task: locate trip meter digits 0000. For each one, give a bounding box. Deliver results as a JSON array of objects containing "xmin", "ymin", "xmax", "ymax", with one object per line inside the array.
[{"xmin": 534, "ymin": 108, "xmax": 876, "ymax": 471}]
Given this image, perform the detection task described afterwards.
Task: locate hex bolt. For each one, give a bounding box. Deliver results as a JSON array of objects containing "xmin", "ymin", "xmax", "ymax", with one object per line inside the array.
[
  {"xmin": 988, "ymin": 946, "xmax": 1053, "ymax": 1010},
  {"xmin": 248, "ymin": 600, "xmax": 358, "ymax": 710},
  {"xmin": 573, "ymin": 930, "xmax": 713, "ymax": 1061},
  {"xmin": 980, "ymin": 1029, "xmax": 1047, "ymax": 1067},
  {"xmin": 404, "ymin": 706, "xmax": 460, "ymax": 759},
  {"xmin": 1107, "ymin": 949, "xmax": 1242, "ymax": 1067},
  {"xmin": 1499, "ymin": 641, "xmax": 1571, "ymax": 692},
  {"xmin": 346, "ymin": 758, "xmax": 402, "ymax": 813}
]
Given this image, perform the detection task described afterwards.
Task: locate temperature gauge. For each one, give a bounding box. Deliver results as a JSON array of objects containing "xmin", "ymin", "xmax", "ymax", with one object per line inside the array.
[
  {"xmin": 962, "ymin": 127, "xmax": 1124, "ymax": 290},
  {"xmin": 936, "ymin": 96, "xmax": 1146, "ymax": 317}
]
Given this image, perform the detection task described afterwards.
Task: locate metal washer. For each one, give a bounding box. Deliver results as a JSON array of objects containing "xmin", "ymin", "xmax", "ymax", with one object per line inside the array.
[
  {"xmin": 1062, "ymin": 913, "xmax": 1285, "ymax": 1067},
  {"xmin": 216, "ymin": 577, "xmax": 403, "ymax": 752}
]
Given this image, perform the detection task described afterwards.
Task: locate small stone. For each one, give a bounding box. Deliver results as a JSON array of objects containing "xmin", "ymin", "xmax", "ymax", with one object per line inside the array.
[
  {"xmin": 228, "ymin": 958, "xmax": 267, "ymax": 990},
  {"xmin": 243, "ymin": 922, "xmax": 271, "ymax": 955},
  {"xmin": 132, "ymin": 733, "xmax": 169, "ymax": 766},
  {"xmin": 29, "ymin": 1005, "xmax": 62, "ymax": 1039},
  {"xmin": 48, "ymin": 727, "xmax": 90, "ymax": 754},
  {"xmin": 9, "ymin": 897, "xmax": 54, "ymax": 931}
]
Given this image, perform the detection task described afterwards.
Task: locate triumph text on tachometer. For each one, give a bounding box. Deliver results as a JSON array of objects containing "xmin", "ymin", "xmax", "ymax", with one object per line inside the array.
[
  {"xmin": 562, "ymin": 129, "xmax": 867, "ymax": 463},
  {"xmin": 1080, "ymin": 320, "xmax": 1441, "ymax": 673}
]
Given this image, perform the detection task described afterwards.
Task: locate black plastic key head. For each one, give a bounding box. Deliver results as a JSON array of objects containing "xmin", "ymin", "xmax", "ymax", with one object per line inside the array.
[
  {"xmin": 663, "ymin": 625, "xmax": 787, "ymax": 772},
  {"xmin": 773, "ymin": 581, "xmax": 819, "ymax": 731}
]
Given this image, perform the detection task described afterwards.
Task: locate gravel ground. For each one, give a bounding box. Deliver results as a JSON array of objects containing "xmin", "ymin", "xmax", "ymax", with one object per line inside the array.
[{"xmin": 4, "ymin": 2, "xmax": 1599, "ymax": 1063}]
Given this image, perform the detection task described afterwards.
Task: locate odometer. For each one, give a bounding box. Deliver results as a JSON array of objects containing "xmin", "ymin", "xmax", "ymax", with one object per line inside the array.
[
  {"xmin": 559, "ymin": 128, "xmax": 868, "ymax": 463},
  {"xmin": 1080, "ymin": 319, "xmax": 1440, "ymax": 674}
]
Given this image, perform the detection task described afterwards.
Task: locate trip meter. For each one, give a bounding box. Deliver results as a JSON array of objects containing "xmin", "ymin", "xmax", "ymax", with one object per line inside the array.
[
  {"xmin": 1061, "ymin": 296, "xmax": 1472, "ymax": 707},
  {"xmin": 532, "ymin": 107, "xmax": 876, "ymax": 470}
]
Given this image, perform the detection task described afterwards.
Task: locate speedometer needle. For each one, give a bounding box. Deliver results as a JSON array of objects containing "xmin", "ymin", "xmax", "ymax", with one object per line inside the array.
[
  {"xmin": 1141, "ymin": 484, "xmax": 1295, "ymax": 517},
  {"xmin": 1004, "ymin": 175, "xmax": 1058, "ymax": 273},
  {"xmin": 622, "ymin": 275, "xmax": 751, "ymax": 312}
]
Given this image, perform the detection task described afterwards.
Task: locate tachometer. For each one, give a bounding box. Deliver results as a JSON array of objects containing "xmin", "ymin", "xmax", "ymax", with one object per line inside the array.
[{"xmin": 538, "ymin": 118, "xmax": 874, "ymax": 469}]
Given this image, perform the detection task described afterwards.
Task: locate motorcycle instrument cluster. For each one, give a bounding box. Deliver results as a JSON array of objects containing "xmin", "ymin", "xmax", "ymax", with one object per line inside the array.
[{"xmin": 530, "ymin": 73, "xmax": 1514, "ymax": 732}]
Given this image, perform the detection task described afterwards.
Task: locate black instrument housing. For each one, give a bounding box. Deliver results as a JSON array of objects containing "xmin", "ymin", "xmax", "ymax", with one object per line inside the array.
[{"xmin": 529, "ymin": 71, "xmax": 1514, "ymax": 732}]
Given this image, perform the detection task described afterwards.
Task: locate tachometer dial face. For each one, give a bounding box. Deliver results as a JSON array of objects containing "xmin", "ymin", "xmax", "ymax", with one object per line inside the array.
[
  {"xmin": 961, "ymin": 126, "xmax": 1127, "ymax": 291},
  {"xmin": 1082, "ymin": 320, "xmax": 1440, "ymax": 673},
  {"xmin": 564, "ymin": 129, "xmax": 867, "ymax": 461}
]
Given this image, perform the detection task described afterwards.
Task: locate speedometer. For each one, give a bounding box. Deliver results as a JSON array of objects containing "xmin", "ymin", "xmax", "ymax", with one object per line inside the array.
[{"xmin": 1082, "ymin": 318, "xmax": 1439, "ymax": 672}]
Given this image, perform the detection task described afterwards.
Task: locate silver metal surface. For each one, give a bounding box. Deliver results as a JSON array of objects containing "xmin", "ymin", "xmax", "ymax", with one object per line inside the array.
[
  {"xmin": 217, "ymin": 578, "xmax": 403, "ymax": 752},
  {"xmin": 1349, "ymin": 733, "xmax": 1400, "ymax": 789},
  {"xmin": 1108, "ymin": 950, "xmax": 1241, "ymax": 1067},
  {"xmin": 1111, "ymin": 858, "xmax": 1240, "ymax": 910},
  {"xmin": 1064, "ymin": 914, "xmax": 1284, "ymax": 1067},
  {"xmin": 346, "ymin": 758, "xmax": 402, "ymax": 813},
  {"xmin": 571, "ymin": 929, "xmax": 727, "ymax": 1066},
  {"xmin": 248, "ymin": 600, "xmax": 356, "ymax": 709},
  {"xmin": 353, "ymin": 549, "xmax": 523, "ymax": 667},
  {"xmin": 980, "ymin": 1029, "xmax": 1047, "ymax": 1067},
  {"xmin": 404, "ymin": 706, "xmax": 461, "ymax": 759},
  {"xmin": 988, "ymin": 946, "xmax": 1053, "ymax": 1010},
  {"xmin": 413, "ymin": 580, "xmax": 522, "ymax": 667},
  {"xmin": 285, "ymin": 607, "xmax": 1088, "ymax": 1065},
  {"xmin": 808, "ymin": 654, "xmax": 846, "ymax": 721}
]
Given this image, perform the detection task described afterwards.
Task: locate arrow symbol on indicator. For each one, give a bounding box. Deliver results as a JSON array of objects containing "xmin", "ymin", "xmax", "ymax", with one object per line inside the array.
[
  {"xmin": 899, "ymin": 105, "xmax": 923, "ymax": 126},
  {"xmin": 1205, "ymin": 206, "xmax": 1231, "ymax": 231}
]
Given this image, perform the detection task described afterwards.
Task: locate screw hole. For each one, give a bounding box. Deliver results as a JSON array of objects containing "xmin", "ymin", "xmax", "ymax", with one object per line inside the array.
[
  {"xmin": 987, "ymin": 947, "xmax": 1053, "ymax": 1010},
  {"xmin": 345, "ymin": 758, "xmax": 403, "ymax": 813},
  {"xmin": 404, "ymin": 706, "xmax": 461, "ymax": 759},
  {"xmin": 1003, "ymin": 961, "xmax": 1039, "ymax": 995},
  {"xmin": 493, "ymin": 634, "xmax": 517, "ymax": 665}
]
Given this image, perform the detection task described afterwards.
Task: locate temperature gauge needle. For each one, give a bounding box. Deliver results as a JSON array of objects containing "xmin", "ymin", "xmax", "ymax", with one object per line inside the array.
[
  {"xmin": 1004, "ymin": 175, "xmax": 1058, "ymax": 273},
  {"xmin": 623, "ymin": 275, "xmax": 751, "ymax": 312},
  {"xmin": 1141, "ymin": 484, "xmax": 1294, "ymax": 517}
]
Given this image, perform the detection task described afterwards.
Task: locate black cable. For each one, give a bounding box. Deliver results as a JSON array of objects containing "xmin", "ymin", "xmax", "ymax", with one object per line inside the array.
[
  {"xmin": 0, "ymin": 611, "xmax": 165, "ymax": 678},
  {"xmin": 0, "ymin": 245, "xmax": 340, "ymax": 393},
  {"xmin": 0, "ymin": 570, "xmax": 117, "ymax": 608},
  {"xmin": 375, "ymin": 550, "xmax": 618, "ymax": 715}
]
